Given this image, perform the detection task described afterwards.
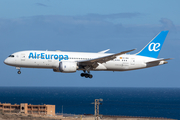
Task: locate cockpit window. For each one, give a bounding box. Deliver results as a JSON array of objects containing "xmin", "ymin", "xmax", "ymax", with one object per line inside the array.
[{"xmin": 8, "ymin": 55, "xmax": 14, "ymax": 57}]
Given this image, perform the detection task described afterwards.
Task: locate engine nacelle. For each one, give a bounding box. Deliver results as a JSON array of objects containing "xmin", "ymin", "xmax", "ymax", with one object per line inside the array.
[{"xmin": 59, "ymin": 61, "xmax": 77, "ymax": 73}]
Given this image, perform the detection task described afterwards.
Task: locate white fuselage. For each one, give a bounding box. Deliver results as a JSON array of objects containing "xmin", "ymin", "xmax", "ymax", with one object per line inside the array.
[
  {"xmin": 3, "ymin": 31, "xmax": 171, "ymax": 78},
  {"xmin": 4, "ymin": 50, "xmax": 163, "ymax": 72}
]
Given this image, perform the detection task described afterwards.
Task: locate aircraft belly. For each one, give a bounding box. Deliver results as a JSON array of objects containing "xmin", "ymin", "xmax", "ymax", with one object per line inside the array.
[
  {"xmin": 95, "ymin": 63, "xmax": 107, "ymax": 70},
  {"xmin": 104, "ymin": 62, "xmax": 129, "ymax": 71},
  {"xmin": 128, "ymin": 60, "xmax": 146, "ymax": 70},
  {"xmin": 15, "ymin": 59, "xmax": 55, "ymax": 68}
]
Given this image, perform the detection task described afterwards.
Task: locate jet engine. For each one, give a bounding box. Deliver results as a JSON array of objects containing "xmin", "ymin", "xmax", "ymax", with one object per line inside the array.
[{"xmin": 59, "ymin": 61, "xmax": 77, "ymax": 73}]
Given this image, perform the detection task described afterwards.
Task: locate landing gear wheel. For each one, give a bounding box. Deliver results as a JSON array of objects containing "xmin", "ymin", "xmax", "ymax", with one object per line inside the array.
[
  {"xmin": 17, "ymin": 71, "xmax": 21, "ymax": 74},
  {"xmin": 81, "ymin": 73, "xmax": 85, "ymax": 77},
  {"xmin": 80, "ymin": 71, "xmax": 93, "ymax": 78},
  {"xmin": 89, "ymin": 74, "xmax": 93, "ymax": 78},
  {"xmin": 85, "ymin": 74, "xmax": 89, "ymax": 78}
]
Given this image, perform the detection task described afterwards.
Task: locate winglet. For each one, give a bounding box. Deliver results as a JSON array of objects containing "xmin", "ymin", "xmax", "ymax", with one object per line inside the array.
[{"xmin": 98, "ymin": 49, "xmax": 110, "ymax": 53}]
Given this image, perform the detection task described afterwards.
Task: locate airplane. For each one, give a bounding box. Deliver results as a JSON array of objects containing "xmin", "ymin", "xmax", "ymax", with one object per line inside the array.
[{"xmin": 4, "ymin": 30, "xmax": 172, "ymax": 78}]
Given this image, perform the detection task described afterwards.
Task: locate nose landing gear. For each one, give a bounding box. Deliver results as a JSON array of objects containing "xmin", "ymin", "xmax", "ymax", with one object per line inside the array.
[
  {"xmin": 16, "ymin": 67, "xmax": 21, "ymax": 74},
  {"xmin": 17, "ymin": 70, "xmax": 21, "ymax": 74},
  {"xmin": 81, "ymin": 71, "xmax": 93, "ymax": 78}
]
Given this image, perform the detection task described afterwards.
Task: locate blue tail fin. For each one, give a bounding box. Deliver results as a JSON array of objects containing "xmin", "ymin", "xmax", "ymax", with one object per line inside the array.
[{"xmin": 136, "ymin": 31, "xmax": 169, "ymax": 58}]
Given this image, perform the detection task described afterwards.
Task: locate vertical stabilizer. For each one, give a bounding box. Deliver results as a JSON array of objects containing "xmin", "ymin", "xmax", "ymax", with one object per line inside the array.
[{"xmin": 136, "ymin": 31, "xmax": 169, "ymax": 58}]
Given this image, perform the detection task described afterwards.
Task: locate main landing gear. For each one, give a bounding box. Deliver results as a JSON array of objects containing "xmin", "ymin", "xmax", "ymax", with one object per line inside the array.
[
  {"xmin": 81, "ymin": 71, "xmax": 93, "ymax": 78},
  {"xmin": 16, "ymin": 67, "xmax": 21, "ymax": 74}
]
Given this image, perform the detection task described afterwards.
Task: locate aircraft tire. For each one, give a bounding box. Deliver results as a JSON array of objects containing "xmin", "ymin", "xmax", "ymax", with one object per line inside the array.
[
  {"xmin": 89, "ymin": 74, "xmax": 93, "ymax": 78},
  {"xmin": 85, "ymin": 74, "xmax": 89, "ymax": 78},
  {"xmin": 17, "ymin": 71, "xmax": 21, "ymax": 74},
  {"xmin": 81, "ymin": 73, "xmax": 85, "ymax": 77}
]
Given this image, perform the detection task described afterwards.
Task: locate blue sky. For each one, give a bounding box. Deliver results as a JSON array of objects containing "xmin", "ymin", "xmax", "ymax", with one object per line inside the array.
[{"xmin": 0, "ymin": 0, "xmax": 180, "ymax": 87}]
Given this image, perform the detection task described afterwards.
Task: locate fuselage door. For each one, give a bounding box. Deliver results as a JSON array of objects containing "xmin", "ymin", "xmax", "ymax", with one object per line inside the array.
[
  {"xmin": 20, "ymin": 53, "xmax": 26, "ymax": 61},
  {"xmin": 131, "ymin": 58, "xmax": 135, "ymax": 65}
]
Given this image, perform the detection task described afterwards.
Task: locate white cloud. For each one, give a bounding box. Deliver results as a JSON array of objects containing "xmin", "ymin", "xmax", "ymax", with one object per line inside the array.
[
  {"xmin": 79, "ymin": 13, "xmax": 142, "ymax": 19},
  {"xmin": 0, "ymin": 15, "xmax": 179, "ymax": 41},
  {"xmin": 35, "ymin": 3, "xmax": 48, "ymax": 7}
]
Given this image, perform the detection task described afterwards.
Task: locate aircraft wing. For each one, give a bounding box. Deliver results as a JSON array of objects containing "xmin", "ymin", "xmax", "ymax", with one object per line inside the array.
[
  {"xmin": 78, "ymin": 49, "xmax": 136, "ymax": 69},
  {"xmin": 146, "ymin": 58, "xmax": 173, "ymax": 64}
]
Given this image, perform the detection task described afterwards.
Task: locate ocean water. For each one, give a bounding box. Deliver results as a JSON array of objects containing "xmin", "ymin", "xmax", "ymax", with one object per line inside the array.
[{"xmin": 0, "ymin": 87, "xmax": 179, "ymax": 119}]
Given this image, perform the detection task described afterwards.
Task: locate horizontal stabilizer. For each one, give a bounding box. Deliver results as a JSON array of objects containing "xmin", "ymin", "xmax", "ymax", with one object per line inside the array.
[{"xmin": 146, "ymin": 58, "xmax": 173, "ymax": 64}]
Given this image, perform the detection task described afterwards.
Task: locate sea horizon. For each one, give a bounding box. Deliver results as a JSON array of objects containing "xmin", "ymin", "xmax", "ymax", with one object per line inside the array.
[{"xmin": 0, "ymin": 87, "xmax": 179, "ymax": 119}]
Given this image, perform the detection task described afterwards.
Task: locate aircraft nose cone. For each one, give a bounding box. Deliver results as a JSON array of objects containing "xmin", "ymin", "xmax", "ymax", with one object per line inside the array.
[{"xmin": 4, "ymin": 58, "xmax": 9, "ymax": 65}]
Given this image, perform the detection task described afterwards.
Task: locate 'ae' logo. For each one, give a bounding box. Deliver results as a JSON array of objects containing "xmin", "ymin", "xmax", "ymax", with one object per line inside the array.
[{"xmin": 148, "ymin": 43, "xmax": 161, "ymax": 52}]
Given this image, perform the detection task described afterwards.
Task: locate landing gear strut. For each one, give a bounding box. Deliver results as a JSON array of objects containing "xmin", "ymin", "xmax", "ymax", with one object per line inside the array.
[
  {"xmin": 80, "ymin": 71, "xmax": 93, "ymax": 78},
  {"xmin": 16, "ymin": 67, "xmax": 21, "ymax": 74}
]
